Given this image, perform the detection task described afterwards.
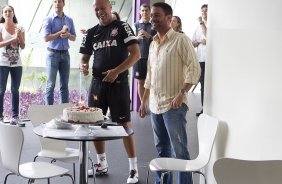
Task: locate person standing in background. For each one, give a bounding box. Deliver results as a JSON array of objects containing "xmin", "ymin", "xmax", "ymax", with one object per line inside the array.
[
  {"xmin": 139, "ymin": 2, "xmax": 200, "ymax": 184},
  {"xmin": 79, "ymin": 0, "xmax": 140, "ymax": 183},
  {"xmin": 170, "ymin": 15, "xmax": 184, "ymax": 33},
  {"xmin": 111, "ymin": 11, "xmax": 120, "ymax": 21},
  {"xmin": 192, "ymin": 4, "xmax": 208, "ymax": 116},
  {"xmin": 43, "ymin": 0, "xmax": 76, "ymax": 105},
  {"xmin": 0, "ymin": 5, "xmax": 25, "ymax": 127},
  {"xmin": 133, "ymin": 3, "xmax": 156, "ymax": 102}
]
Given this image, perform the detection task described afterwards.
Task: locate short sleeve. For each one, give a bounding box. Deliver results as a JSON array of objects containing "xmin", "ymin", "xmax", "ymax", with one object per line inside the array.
[
  {"xmin": 79, "ymin": 28, "xmax": 93, "ymax": 55},
  {"xmin": 119, "ymin": 22, "xmax": 138, "ymax": 46},
  {"xmin": 42, "ymin": 17, "xmax": 52, "ymax": 37}
]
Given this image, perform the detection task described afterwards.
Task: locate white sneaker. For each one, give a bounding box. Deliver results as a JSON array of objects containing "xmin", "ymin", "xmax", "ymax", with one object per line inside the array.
[
  {"xmin": 94, "ymin": 163, "xmax": 108, "ymax": 175},
  {"xmin": 127, "ymin": 169, "xmax": 139, "ymax": 184},
  {"xmin": 10, "ymin": 117, "xmax": 25, "ymax": 127}
]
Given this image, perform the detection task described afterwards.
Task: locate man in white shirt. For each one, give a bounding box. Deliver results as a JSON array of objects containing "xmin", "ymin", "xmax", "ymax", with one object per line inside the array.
[
  {"xmin": 139, "ymin": 2, "xmax": 200, "ymax": 184},
  {"xmin": 192, "ymin": 4, "xmax": 208, "ymax": 116}
]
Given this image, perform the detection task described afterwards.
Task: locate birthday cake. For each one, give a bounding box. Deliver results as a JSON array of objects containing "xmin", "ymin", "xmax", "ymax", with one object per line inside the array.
[{"xmin": 62, "ymin": 106, "xmax": 104, "ymax": 124}]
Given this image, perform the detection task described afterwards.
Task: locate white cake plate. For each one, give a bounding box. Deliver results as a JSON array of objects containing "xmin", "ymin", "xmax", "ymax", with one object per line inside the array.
[{"xmin": 67, "ymin": 116, "xmax": 111, "ymax": 135}]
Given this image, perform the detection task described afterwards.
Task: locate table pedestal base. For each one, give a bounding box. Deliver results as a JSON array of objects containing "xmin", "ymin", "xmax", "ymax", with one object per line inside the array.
[{"xmin": 79, "ymin": 141, "xmax": 89, "ymax": 184}]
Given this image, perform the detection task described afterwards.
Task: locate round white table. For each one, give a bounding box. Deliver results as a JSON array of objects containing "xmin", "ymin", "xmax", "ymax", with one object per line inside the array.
[{"xmin": 33, "ymin": 124, "xmax": 133, "ymax": 184}]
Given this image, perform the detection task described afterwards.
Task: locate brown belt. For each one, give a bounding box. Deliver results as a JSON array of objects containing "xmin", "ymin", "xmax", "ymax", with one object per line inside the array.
[{"xmin": 47, "ymin": 48, "xmax": 68, "ymax": 53}]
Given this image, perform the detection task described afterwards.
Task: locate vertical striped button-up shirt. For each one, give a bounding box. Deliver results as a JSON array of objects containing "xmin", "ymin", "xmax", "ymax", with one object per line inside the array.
[{"xmin": 144, "ymin": 28, "xmax": 201, "ymax": 114}]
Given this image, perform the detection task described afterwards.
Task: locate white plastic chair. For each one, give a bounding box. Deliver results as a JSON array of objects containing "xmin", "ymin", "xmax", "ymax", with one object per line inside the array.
[
  {"xmin": 27, "ymin": 104, "xmax": 80, "ymax": 181},
  {"xmin": 0, "ymin": 123, "xmax": 74, "ymax": 184},
  {"xmin": 213, "ymin": 158, "xmax": 282, "ymax": 184},
  {"xmin": 147, "ymin": 114, "xmax": 219, "ymax": 184}
]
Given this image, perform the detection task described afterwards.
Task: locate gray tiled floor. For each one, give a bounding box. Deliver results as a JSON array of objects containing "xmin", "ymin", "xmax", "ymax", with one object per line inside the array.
[{"xmin": 0, "ymin": 92, "xmax": 202, "ymax": 184}]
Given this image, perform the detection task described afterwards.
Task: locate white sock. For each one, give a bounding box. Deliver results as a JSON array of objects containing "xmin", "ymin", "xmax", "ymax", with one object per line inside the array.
[
  {"xmin": 97, "ymin": 153, "xmax": 108, "ymax": 167},
  {"xmin": 128, "ymin": 157, "xmax": 138, "ymax": 171}
]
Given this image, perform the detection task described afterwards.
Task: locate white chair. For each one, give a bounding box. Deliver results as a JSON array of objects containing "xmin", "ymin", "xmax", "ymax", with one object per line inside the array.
[
  {"xmin": 0, "ymin": 123, "xmax": 74, "ymax": 184},
  {"xmin": 27, "ymin": 104, "xmax": 80, "ymax": 181},
  {"xmin": 213, "ymin": 158, "xmax": 282, "ymax": 184},
  {"xmin": 147, "ymin": 114, "xmax": 218, "ymax": 184}
]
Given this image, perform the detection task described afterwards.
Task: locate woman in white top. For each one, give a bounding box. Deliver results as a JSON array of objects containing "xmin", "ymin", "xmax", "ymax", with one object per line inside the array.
[
  {"xmin": 170, "ymin": 16, "xmax": 184, "ymax": 33},
  {"xmin": 0, "ymin": 5, "xmax": 25, "ymax": 126}
]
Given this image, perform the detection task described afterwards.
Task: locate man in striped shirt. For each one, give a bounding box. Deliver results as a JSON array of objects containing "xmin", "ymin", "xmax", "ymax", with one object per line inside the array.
[{"xmin": 139, "ymin": 2, "xmax": 200, "ymax": 184}]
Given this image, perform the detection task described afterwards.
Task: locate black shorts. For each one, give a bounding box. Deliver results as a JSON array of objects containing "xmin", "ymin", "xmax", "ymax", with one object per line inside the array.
[
  {"xmin": 133, "ymin": 58, "xmax": 148, "ymax": 80},
  {"xmin": 88, "ymin": 78, "xmax": 131, "ymax": 123}
]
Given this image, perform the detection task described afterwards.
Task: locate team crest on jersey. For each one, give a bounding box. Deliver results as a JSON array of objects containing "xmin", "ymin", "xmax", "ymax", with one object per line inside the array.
[{"xmin": 110, "ymin": 27, "xmax": 118, "ymax": 37}]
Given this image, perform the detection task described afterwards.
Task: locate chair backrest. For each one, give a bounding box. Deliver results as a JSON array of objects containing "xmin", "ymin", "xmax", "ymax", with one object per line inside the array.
[
  {"xmin": 27, "ymin": 103, "xmax": 72, "ymax": 153},
  {"xmin": 0, "ymin": 123, "xmax": 23, "ymax": 175},
  {"xmin": 27, "ymin": 103, "xmax": 72, "ymax": 126},
  {"xmin": 196, "ymin": 114, "xmax": 219, "ymax": 165},
  {"xmin": 213, "ymin": 158, "xmax": 282, "ymax": 184}
]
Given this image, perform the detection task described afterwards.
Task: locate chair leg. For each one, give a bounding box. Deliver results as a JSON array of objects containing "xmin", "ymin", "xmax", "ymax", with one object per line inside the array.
[
  {"xmin": 88, "ymin": 156, "xmax": 94, "ymax": 170},
  {"xmin": 146, "ymin": 168, "xmax": 150, "ymax": 184},
  {"xmin": 88, "ymin": 156, "xmax": 96, "ymax": 184},
  {"xmin": 28, "ymin": 179, "xmax": 35, "ymax": 184},
  {"xmin": 50, "ymin": 159, "xmax": 57, "ymax": 163},
  {"xmin": 193, "ymin": 171, "xmax": 207, "ymax": 184},
  {"xmin": 192, "ymin": 82, "xmax": 199, "ymax": 92},
  {"xmin": 72, "ymin": 163, "xmax": 76, "ymax": 182},
  {"xmin": 160, "ymin": 171, "xmax": 169, "ymax": 184},
  {"xmin": 33, "ymin": 155, "xmax": 38, "ymax": 162},
  {"xmin": 4, "ymin": 172, "xmax": 15, "ymax": 184},
  {"xmin": 47, "ymin": 178, "xmax": 50, "ymax": 184},
  {"xmin": 62, "ymin": 173, "xmax": 75, "ymax": 184}
]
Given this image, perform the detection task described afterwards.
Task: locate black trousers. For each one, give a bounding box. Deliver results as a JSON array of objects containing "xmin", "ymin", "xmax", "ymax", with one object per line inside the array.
[{"xmin": 199, "ymin": 62, "xmax": 205, "ymax": 106}]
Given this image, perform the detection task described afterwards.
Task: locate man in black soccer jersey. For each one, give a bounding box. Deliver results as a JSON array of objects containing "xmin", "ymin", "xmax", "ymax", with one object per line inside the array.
[{"xmin": 79, "ymin": 0, "xmax": 140, "ymax": 183}]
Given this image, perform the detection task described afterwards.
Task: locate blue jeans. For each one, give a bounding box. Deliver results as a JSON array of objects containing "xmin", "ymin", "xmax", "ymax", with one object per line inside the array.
[
  {"xmin": 150, "ymin": 103, "xmax": 192, "ymax": 184},
  {"xmin": 45, "ymin": 51, "xmax": 70, "ymax": 105},
  {"xmin": 0, "ymin": 66, "xmax": 22, "ymax": 118}
]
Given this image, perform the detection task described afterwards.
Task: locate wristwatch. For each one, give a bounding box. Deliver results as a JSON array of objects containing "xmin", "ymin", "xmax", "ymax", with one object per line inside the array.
[{"xmin": 179, "ymin": 89, "xmax": 187, "ymax": 95}]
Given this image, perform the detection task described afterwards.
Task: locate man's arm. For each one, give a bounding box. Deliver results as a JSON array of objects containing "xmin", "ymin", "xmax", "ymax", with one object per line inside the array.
[
  {"xmin": 192, "ymin": 29, "xmax": 199, "ymax": 47},
  {"xmin": 0, "ymin": 32, "xmax": 18, "ymax": 48},
  {"xmin": 139, "ymin": 88, "xmax": 150, "ymax": 118},
  {"xmin": 44, "ymin": 25, "xmax": 69, "ymax": 42},
  {"xmin": 67, "ymin": 33, "xmax": 76, "ymax": 41},
  {"xmin": 199, "ymin": 16, "xmax": 207, "ymax": 37},
  {"xmin": 102, "ymin": 43, "xmax": 140, "ymax": 82},
  {"xmin": 80, "ymin": 54, "xmax": 91, "ymax": 76}
]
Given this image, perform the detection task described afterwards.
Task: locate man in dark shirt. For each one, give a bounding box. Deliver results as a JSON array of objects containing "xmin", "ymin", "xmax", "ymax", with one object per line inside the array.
[
  {"xmin": 133, "ymin": 3, "xmax": 156, "ymax": 101},
  {"xmin": 79, "ymin": 0, "xmax": 140, "ymax": 183}
]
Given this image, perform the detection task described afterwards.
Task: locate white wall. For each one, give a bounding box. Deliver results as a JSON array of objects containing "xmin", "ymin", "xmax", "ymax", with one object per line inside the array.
[
  {"xmin": 205, "ymin": 0, "xmax": 282, "ymax": 182},
  {"xmin": 172, "ymin": 0, "xmax": 282, "ymax": 183}
]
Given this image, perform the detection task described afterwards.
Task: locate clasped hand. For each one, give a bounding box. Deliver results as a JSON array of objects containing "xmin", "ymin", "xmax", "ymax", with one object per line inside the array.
[
  {"xmin": 137, "ymin": 29, "xmax": 150, "ymax": 40},
  {"xmin": 60, "ymin": 25, "xmax": 70, "ymax": 38},
  {"xmin": 102, "ymin": 69, "xmax": 118, "ymax": 83}
]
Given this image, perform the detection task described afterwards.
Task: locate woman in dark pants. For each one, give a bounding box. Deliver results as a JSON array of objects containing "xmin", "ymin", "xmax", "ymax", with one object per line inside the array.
[{"xmin": 0, "ymin": 5, "xmax": 25, "ymax": 126}]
